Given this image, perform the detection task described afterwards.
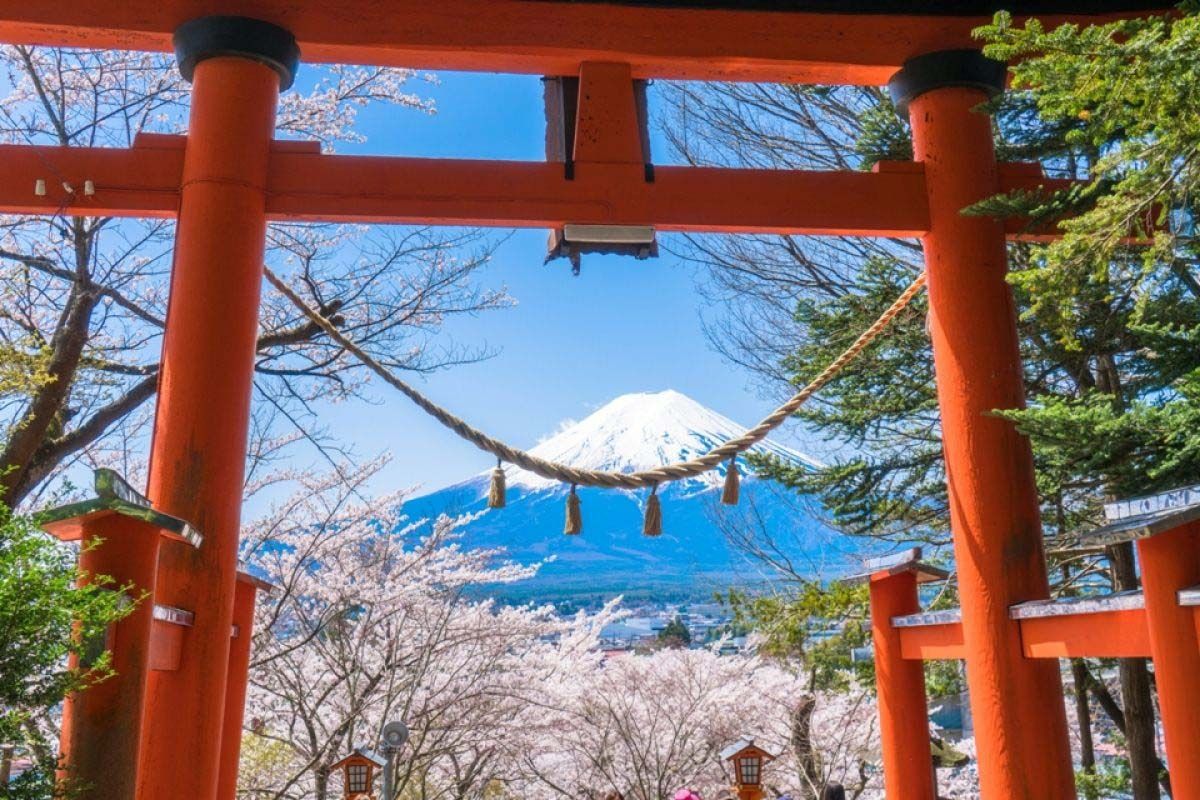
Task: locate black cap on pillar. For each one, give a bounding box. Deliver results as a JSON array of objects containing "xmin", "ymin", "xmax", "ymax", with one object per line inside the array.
[
  {"xmin": 887, "ymin": 49, "xmax": 1006, "ymax": 117},
  {"xmin": 173, "ymin": 16, "xmax": 300, "ymax": 90}
]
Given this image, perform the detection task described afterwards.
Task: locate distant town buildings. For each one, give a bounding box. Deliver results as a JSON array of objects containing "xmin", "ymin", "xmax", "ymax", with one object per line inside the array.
[{"xmin": 597, "ymin": 603, "xmax": 750, "ymax": 655}]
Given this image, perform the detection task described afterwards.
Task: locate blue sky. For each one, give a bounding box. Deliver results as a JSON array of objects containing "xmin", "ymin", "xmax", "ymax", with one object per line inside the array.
[{"xmin": 301, "ymin": 70, "xmax": 803, "ymax": 496}]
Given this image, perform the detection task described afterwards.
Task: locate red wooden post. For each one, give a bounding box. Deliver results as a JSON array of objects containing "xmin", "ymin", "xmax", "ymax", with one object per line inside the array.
[
  {"xmin": 1137, "ymin": 521, "xmax": 1200, "ymax": 800},
  {"xmin": 137, "ymin": 17, "xmax": 296, "ymax": 800},
  {"xmin": 868, "ymin": 568, "xmax": 936, "ymax": 800},
  {"xmin": 39, "ymin": 470, "xmax": 202, "ymax": 800},
  {"xmin": 893, "ymin": 50, "xmax": 1076, "ymax": 800},
  {"xmin": 56, "ymin": 514, "xmax": 160, "ymax": 800},
  {"xmin": 217, "ymin": 572, "xmax": 270, "ymax": 800}
]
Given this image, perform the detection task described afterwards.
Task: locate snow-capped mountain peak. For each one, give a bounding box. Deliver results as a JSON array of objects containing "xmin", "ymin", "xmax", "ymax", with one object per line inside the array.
[
  {"xmin": 508, "ymin": 390, "xmax": 820, "ymax": 491},
  {"xmin": 403, "ymin": 390, "xmax": 848, "ymax": 597}
]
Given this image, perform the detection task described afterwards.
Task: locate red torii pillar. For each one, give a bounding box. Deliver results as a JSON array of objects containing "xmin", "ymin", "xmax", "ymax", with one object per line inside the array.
[
  {"xmin": 891, "ymin": 50, "xmax": 1076, "ymax": 800},
  {"xmin": 57, "ymin": 516, "xmax": 161, "ymax": 800},
  {"xmin": 136, "ymin": 17, "xmax": 297, "ymax": 800},
  {"xmin": 37, "ymin": 469, "xmax": 203, "ymax": 800},
  {"xmin": 1137, "ymin": 521, "xmax": 1200, "ymax": 799},
  {"xmin": 860, "ymin": 551, "xmax": 943, "ymax": 800},
  {"xmin": 216, "ymin": 571, "xmax": 272, "ymax": 800}
]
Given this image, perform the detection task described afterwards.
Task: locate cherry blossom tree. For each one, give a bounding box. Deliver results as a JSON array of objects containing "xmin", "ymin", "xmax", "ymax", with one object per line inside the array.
[
  {"xmin": 233, "ymin": 461, "xmax": 885, "ymax": 800},
  {"xmin": 0, "ymin": 47, "xmax": 509, "ymax": 509},
  {"xmin": 237, "ymin": 461, "xmax": 623, "ymax": 800},
  {"xmin": 506, "ymin": 645, "xmax": 881, "ymax": 800}
]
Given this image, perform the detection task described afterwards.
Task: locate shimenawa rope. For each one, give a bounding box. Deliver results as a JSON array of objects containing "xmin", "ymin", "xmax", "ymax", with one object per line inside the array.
[{"xmin": 262, "ymin": 266, "xmax": 927, "ymax": 496}]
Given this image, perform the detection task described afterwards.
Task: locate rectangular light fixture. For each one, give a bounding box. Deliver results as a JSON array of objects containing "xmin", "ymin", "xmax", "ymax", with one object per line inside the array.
[
  {"xmin": 547, "ymin": 223, "xmax": 659, "ymax": 273},
  {"xmin": 561, "ymin": 223, "xmax": 656, "ymax": 245}
]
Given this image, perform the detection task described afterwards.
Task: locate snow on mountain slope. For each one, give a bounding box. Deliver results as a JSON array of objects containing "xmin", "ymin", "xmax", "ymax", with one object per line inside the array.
[
  {"xmin": 402, "ymin": 390, "xmax": 852, "ymax": 597},
  {"xmin": 511, "ymin": 389, "xmax": 823, "ymax": 491}
]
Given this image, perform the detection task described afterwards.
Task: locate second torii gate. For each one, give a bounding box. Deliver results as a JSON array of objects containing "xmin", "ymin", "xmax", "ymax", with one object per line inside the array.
[
  {"xmin": 0, "ymin": 2, "xmax": 1187, "ymax": 799},
  {"xmin": 860, "ymin": 492, "xmax": 1200, "ymax": 800}
]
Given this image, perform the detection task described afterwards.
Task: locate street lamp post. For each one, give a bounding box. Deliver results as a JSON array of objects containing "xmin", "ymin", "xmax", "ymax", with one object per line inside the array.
[{"xmin": 380, "ymin": 721, "xmax": 409, "ymax": 800}]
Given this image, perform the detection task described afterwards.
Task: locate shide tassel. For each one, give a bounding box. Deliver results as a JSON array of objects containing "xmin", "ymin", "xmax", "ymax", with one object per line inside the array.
[
  {"xmin": 564, "ymin": 485, "xmax": 582, "ymax": 535},
  {"xmin": 721, "ymin": 458, "xmax": 740, "ymax": 506},
  {"xmin": 643, "ymin": 484, "xmax": 662, "ymax": 537},
  {"xmin": 488, "ymin": 461, "xmax": 507, "ymax": 509}
]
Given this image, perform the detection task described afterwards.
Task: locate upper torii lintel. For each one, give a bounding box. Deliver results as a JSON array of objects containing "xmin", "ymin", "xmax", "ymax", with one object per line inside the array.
[{"xmin": 0, "ymin": 1, "xmax": 1172, "ymax": 85}]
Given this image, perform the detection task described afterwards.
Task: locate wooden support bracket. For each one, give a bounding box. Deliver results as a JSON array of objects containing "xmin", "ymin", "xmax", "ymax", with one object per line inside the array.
[
  {"xmin": 572, "ymin": 62, "xmax": 648, "ymax": 168},
  {"xmin": 544, "ymin": 61, "xmax": 657, "ymax": 268}
]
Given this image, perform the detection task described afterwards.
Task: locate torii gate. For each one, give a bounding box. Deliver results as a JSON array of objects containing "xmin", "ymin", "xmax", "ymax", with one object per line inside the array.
[{"xmin": 0, "ymin": 3, "xmax": 1193, "ymax": 800}]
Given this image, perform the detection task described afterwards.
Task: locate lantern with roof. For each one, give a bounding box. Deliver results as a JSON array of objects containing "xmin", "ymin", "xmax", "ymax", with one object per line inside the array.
[
  {"xmin": 720, "ymin": 738, "xmax": 777, "ymax": 800},
  {"xmin": 330, "ymin": 748, "xmax": 386, "ymax": 800}
]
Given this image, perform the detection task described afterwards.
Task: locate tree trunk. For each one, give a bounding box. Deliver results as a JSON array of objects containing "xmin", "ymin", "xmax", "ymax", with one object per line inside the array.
[
  {"xmin": 791, "ymin": 693, "xmax": 821, "ymax": 799},
  {"xmin": 1107, "ymin": 542, "xmax": 1162, "ymax": 800},
  {"xmin": 1077, "ymin": 628, "xmax": 1174, "ymax": 797},
  {"xmin": 0, "ymin": 281, "xmax": 98, "ymax": 506},
  {"xmin": 1060, "ymin": 566, "xmax": 1096, "ymax": 774},
  {"xmin": 1089, "ymin": 671, "xmax": 1123, "ymax": 738},
  {"xmin": 314, "ymin": 766, "xmax": 329, "ymax": 800},
  {"xmin": 1070, "ymin": 659, "xmax": 1096, "ymax": 771}
]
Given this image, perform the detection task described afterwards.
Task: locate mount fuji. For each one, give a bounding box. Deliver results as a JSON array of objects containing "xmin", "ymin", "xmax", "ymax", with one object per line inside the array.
[{"xmin": 401, "ymin": 390, "xmax": 856, "ymax": 600}]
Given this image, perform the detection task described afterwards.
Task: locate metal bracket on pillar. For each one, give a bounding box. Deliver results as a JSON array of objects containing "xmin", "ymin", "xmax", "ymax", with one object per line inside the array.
[
  {"xmin": 543, "ymin": 62, "xmax": 658, "ymax": 273},
  {"xmin": 150, "ymin": 604, "xmax": 195, "ymax": 671},
  {"xmin": 173, "ymin": 15, "xmax": 300, "ymax": 90},
  {"xmin": 887, "ymin": 49, "xmax": 1006, "ymax": 117}
]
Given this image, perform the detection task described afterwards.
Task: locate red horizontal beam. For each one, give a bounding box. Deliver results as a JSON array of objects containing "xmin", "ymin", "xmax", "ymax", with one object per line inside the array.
[
  {"xmin": 897, "ymin": 608, "xmax": 1154, "ymax": 663},
  {"xmin": 267, "ymin": 155, "xmax": 932, "ymax": 236},
  {"xmin": 0, "ymin": 140, "xmax": 182, "ymax": 219},
  {"xmin": 1019, "ymin": 608, "xmax": 1152, "ymax": 659},
  {"xmin": 0, "ymin": 138, "xmax": 1072, "ymax": 238},
  {"xmin": 0, "ymin": 2, "xmax": 1166, "ymax": 85},
  {"xmin": 899, "ymin": 622, "xmax": 965, "ymax": 661}
]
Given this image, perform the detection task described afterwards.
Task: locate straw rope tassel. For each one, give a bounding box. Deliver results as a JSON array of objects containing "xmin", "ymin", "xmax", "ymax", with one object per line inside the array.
[
  {"xmin": 564, "ymin": 485, "xmax": 582, "ymax": 535},
  {"xmin": 643, "ymin": 484, "xmax": 662, "ymax": 537},
  {"xmin": 722, "ymin": 459, "xmax": 740, "ymax": 506},
  {"xmin": 488, "ymin": 461, "xmax": 507, "ymax": 509}
]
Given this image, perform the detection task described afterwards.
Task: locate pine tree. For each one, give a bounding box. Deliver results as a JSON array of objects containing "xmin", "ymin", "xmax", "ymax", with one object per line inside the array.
[{"xmin": 657, "ymin": 615, "xmax": 692, "ymax": 649}]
